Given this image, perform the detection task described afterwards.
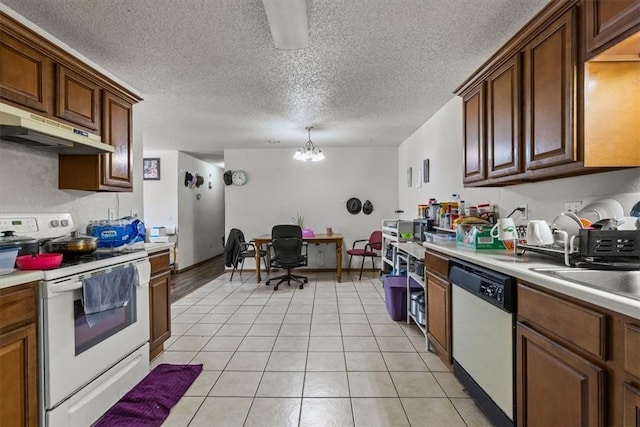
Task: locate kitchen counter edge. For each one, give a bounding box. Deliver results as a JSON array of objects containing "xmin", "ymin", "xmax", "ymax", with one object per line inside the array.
[
  {"xmin": 0, "ymin": 270, "xmax": 45, "ymax": 290},
  {"xmin": 144, "ymin": 242, "xmax": 175, "ymax": 254},
  {"xmin": 422, "ymin": 241, "xmax": 640, "ymax": 320}
]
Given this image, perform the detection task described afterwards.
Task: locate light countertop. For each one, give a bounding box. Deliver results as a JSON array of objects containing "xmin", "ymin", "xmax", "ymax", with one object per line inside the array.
[
  {"xmin": 0, "ymin": 243, "xmax": 174, "ymax": 290},
  {"xmin": 144, "ymin": 242, "xmax": 175, "ymax": 254},
  {"xmin": 392, "ymin": 241, "xmax": 426, "ymax": 260},
  {"xmin": 0, "ymin": 270, "xmax": 44, "ymax": 290},
  {"xmin": 422, "ymin": 241, "xmax": 640, "ymax": 320}
]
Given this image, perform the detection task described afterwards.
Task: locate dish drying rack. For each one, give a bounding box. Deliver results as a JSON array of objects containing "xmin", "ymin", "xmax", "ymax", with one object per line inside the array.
[
  {"xmin": 517, "ymin": 229, "xmax": 640, "ymax": 269},
  {"xmin": 517, "ymin": 230, "xmax": 578, "ymax": 267}
]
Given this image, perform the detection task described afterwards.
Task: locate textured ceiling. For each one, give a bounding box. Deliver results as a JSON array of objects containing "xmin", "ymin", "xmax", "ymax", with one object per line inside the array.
[{"xmin": 2, "ymin": 0, "xmax": 548, "ymax": 160}]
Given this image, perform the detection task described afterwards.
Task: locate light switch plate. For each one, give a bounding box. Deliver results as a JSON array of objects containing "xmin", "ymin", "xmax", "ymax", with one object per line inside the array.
[{"xmin": 564, "ymin": 201, "xmax": 582, "ymax": 213}]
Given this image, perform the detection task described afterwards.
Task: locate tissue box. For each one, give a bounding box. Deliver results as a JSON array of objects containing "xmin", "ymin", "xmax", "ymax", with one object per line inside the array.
[{"xmin": 456, "ymin": 224, "xmax": 504, "ymax": 250}]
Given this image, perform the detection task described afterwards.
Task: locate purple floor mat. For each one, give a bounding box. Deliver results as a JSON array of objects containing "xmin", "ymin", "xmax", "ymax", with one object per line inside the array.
[{"xmin": 94, "ymin": 363, "xmax": 203, "ymax": 427}]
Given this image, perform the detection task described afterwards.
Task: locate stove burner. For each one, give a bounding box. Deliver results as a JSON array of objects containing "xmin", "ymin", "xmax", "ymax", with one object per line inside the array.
[{"xmin": 59, "ymin": 249, "xmax": 146, "ymax": 268}]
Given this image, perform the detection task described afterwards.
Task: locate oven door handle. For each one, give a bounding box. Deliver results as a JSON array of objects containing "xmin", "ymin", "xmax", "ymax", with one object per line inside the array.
[{"xmin": 50, "ymin": 281, "xmax": 83, "ymax": 293}]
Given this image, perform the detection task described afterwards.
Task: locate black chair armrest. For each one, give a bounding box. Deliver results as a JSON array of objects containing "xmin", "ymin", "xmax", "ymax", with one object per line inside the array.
[{"xmin": 351, "ymin": 239, "xmax": 368, "ymax": 250}]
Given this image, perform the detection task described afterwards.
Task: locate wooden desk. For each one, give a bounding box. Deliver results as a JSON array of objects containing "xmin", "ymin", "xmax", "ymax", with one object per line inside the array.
[{"xmin": 253, "ymin": 233, "xmax": 344, "ymax": 283}]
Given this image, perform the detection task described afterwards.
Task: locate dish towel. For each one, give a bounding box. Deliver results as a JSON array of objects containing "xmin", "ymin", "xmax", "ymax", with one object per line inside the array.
[{"xmin": 82, "ymin": 266, "xmax": 138, "ymax": 327}]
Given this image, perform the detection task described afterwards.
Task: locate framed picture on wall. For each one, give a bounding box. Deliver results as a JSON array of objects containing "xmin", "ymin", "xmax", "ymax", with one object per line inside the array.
[
  {"xmin": 423, "ymin": 159, "xmax": 430, "ymax": 183},
  {"xmin": 143, "ymin": 158, "xmax": 161, "ymax": 180}
]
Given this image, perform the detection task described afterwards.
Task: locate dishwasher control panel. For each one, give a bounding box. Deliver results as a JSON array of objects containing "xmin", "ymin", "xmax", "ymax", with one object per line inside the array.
[
  {"xmin": 479, "ymin": 283, "xmax": 504, "ymax": 303},
  {"xmin": 448, "ymin": 258, "xmax": 516, "ymax": 313}
]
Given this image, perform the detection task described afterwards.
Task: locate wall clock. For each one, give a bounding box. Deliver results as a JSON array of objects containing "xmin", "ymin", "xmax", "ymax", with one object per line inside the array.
[{"xmin": 232, "ymin": 170, "xmax": 248, "ymax": 186}]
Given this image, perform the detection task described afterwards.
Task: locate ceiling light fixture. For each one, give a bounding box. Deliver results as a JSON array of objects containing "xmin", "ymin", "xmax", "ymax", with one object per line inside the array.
[
  {"xmin": 294, "ymin": 126, "xmax": 325, "ymax": 162},
  {"xmin": 261, "ymin": 0, "xmax": 309, "ymax": 50}
]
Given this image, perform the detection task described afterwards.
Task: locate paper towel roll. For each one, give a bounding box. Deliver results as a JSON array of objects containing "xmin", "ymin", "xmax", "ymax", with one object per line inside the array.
[{"xmin": 165, "ymin": 226, "xmax": 176, "ymax": 235}]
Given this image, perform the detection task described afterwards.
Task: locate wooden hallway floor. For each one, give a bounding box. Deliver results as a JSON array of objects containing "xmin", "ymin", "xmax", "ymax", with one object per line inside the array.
[{"xmin": 170, "ymin": 255, "xmax": 226, "ymax": 302}]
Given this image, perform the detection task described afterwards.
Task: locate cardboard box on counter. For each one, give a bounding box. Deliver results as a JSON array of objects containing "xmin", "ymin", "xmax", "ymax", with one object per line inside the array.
[{"xmin": 456, "ymin": 223, "xmax": 505, "ymax": 250}]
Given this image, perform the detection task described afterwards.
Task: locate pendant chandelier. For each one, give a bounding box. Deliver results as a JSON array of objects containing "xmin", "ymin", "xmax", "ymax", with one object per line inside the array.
[{"xmin": 293, "ymin": 126, "xmax": 325, "ymax": 162}]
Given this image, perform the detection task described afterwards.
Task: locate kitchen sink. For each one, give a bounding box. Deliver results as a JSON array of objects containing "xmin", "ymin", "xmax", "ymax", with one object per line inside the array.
[{"xmin": 531, "ymin": 268, "xmax": 640, "ymax": 301}]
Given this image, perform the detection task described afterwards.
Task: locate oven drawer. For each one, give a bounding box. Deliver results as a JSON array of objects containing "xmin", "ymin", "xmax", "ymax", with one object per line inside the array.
[
  {"xmin": 517, "ymin": 284, "xmax": 607, "ymax": 360},
  {"xmin": 47, "ymin": 343, "xmax": 149, "ymax": 427}
]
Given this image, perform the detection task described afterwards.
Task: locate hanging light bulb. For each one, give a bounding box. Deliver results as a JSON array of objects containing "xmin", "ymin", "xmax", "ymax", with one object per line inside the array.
[{"xmin": 293, "ymin": 126, "xmax": 324, "ymax": 162}]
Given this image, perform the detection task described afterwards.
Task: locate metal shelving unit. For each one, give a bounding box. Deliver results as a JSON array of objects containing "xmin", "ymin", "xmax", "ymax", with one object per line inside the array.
[{"xmin": 381, "ymin": 219, "xmax": 413, "ymax": 271}]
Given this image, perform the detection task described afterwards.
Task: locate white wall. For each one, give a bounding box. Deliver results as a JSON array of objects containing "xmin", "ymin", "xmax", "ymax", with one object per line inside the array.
[
  {"xmin": 398, "ymin": 96, "xmax": 640, "ymax": 224},
  {"xmin": 224, "ymin": 147, "xmax": 398, "ymax": 269},
  {"xmin": 0, "ymin": 102, "xmax": 146, "ymax": 232},
  {"xmin": 143, "ymin": 150, "xmax": 179, "ymax": 229},
  {"xmin": 174, "ymin": 152, "xmax": 225, "ymax": 269}
]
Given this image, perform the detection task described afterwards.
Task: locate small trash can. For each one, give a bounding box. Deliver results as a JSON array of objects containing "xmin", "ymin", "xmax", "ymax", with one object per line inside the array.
[
  {"xmin": 383, "ymin": 275, "xmax": 422, "ymax": 321},
  {"xmin": 416, "ymin": 294, "xmax": 426, "ymax": 327}
]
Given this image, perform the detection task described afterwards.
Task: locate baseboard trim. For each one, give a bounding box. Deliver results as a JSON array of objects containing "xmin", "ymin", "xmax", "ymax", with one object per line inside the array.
[{"xmin": 175, "ymin": 254, "xmax": 222, "ymax": 274}]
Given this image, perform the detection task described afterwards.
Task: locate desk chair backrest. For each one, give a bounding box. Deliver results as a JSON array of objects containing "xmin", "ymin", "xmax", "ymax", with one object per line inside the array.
[
  {"xmin": 272, "ymin": 224, "xmax": 302, "ymax": 239},
  {"xmin": 369, "ymin": 230, "xmax": 383, "ymax": 251},
  {"xmin": 271, "ymin": 224, "xmax": 304, "ymax": 265}
]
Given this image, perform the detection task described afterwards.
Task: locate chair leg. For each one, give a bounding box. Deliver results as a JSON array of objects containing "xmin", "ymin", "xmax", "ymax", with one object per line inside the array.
[
  {"xmin": 347, "ymin": 255, "xmax": 353, "ymax": 272},
  {"xmin": 371, "ymin": 256, "xmax": 376, "ymax": 273},
  {"xmin": 359, "ymin": 256, "xmax": 365, "ymax": 280},
  {"xmin": 230, "ymin": 264, "xmax": 236, "ymax": 280},
  {"xmin": 239, "ymin": 257, "xmax": 245, "ymax": 278}
]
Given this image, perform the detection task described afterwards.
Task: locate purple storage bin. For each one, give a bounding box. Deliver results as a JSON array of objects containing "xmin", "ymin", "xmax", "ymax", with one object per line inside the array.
[{"xmin": 383, "ymin": 275, "xmax": 422, "ymax": 321}]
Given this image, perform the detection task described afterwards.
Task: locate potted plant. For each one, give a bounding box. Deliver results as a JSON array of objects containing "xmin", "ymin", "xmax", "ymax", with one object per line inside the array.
[{"xmin": 292, "ymin": 213, "xmax": 315, "ymax": 237}]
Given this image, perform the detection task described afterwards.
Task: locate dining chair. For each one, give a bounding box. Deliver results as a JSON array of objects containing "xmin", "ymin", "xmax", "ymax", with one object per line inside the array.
[
  {"xmin": 346, "ymin": 230, "xmax": 383, "ymax": 279},
  {"xmin": 224, "ymin": 228, "xmax": 268, "ymax": 280}
]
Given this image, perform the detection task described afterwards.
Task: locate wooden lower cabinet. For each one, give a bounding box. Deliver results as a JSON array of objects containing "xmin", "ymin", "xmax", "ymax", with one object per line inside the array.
[
  {"xmin": 0, "ymin": 282, "xmax": 38, "ymax": 427},
  {"xmin": 517, "ymin": 322, "xmax": 605, "ymax": 427},
  {"xmin": 149, "ymin": 250, "xmax": 171, "ymax": 360},
  {"xmin": 426, "ymin": 272, "xmax": 451, "ymax": 366}
]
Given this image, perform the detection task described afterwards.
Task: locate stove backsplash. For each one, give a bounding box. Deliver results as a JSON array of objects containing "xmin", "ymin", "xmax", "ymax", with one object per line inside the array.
[{"xmin": 0, "ymin": 133, "xmax": 143, "ymax": 234}]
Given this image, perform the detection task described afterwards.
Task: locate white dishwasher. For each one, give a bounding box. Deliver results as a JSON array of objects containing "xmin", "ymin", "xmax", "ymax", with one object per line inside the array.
[{"xmin": 449, "ymin": 258, "xmax": 516, "ymax": 427}]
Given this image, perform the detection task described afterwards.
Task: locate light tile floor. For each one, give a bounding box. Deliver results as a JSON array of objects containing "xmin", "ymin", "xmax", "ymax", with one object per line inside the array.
[{"xmin": 157, "ymin": 272, "xmax": 492, "ymax": 426}]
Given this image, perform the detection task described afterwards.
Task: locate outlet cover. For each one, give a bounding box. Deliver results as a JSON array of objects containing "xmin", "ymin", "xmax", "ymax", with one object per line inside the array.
[
  {"xmin": 518, "ymin": 204, "xmax": 528, "ymax": 220},
  {"xmin": 564, "ymin": 201, "xmax": 582, "ymax": 213}
]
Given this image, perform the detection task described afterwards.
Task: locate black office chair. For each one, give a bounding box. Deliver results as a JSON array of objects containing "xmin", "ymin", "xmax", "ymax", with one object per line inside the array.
[
  {"xmin": 266, "ymin": 225, "xmax": 308, "ymax": 290},
  {"xmin": 224, "ymin": 228, "xmax": 268, "ymax": 280}
]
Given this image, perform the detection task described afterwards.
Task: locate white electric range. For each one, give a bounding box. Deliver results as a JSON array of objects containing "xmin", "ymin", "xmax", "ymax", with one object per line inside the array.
[{"xmin": 0, "ymin": 213, "xmax": 151, "ymax": 426}]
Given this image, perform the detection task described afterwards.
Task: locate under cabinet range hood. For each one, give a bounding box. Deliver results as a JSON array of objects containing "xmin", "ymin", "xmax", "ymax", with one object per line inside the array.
[{"xmin": 0, "ymin": 102, "xmax": 114, "ymax": 154}]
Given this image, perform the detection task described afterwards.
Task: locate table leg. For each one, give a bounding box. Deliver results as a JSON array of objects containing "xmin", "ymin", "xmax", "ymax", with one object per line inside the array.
[
  {"xmin": 336, "ymin": 240, "xmax": 342, "ymax": 283},
  {"xmin": 255, "ymin": 246, "xmax": 262, "ymax": 282}
]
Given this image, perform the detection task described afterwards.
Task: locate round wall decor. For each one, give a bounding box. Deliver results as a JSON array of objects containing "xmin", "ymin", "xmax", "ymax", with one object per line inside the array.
[
  {"xmin": 223, "ymin": 170, "xmax": 233, "ymax": 186},
  {"xmin": 346, "ymin": 197, "xmax": 362, "ymax": 214},
  {"xmin": 363, "ymin": 200, "xmax": 373, "ymax": 215}
]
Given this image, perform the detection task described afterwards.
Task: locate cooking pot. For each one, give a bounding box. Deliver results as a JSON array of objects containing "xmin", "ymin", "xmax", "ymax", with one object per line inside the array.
[
  {"xmin": 47, "ymin": 231, "xmax": 97, "ymax": 256},
  {"xmin": 0, "ymin": 231, "xmax": 39, "ymax": 256}
]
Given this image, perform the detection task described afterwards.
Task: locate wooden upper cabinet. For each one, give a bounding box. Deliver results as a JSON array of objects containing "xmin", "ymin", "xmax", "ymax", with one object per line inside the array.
[
  {"xmin": 462, "ymin": 82, "xmax": 486, "ymax": 184},
  {"xmin": 59, "ymin": 91, "xmax": 133, "ymax": 191},
  {"xmin": 55, "ymin": 65, "xmax": 100, "ymax": 132},
  {"xmin": 623, "ymin": 383, "xmax": 640, "ymax": 427},
  {"xmin": 0, "ymin": 30, "xmax": 52, "ymax": 113},
  {"xmin": 487, "ymin": 54, "xmax": 522, "ymax": 179},
  {"xmin": 523, "ymin": 8, "xmax": 577, "ymax": 171},
  {"xmin": 584, "ymin": 0, "xmax": 640, "ymax": 59},
  {"xmin": 101, "ymin": 91, "xmax": 133, "ymax": 189}
]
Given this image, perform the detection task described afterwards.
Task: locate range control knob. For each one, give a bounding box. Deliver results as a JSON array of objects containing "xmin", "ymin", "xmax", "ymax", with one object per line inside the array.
[
  {"xmin": 61, "ymin": 219, "xmax": 70, "ymax": 227},
  {"xmin": 51, "ymin": 220, "xmax": 60, "ymax": 227}
]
